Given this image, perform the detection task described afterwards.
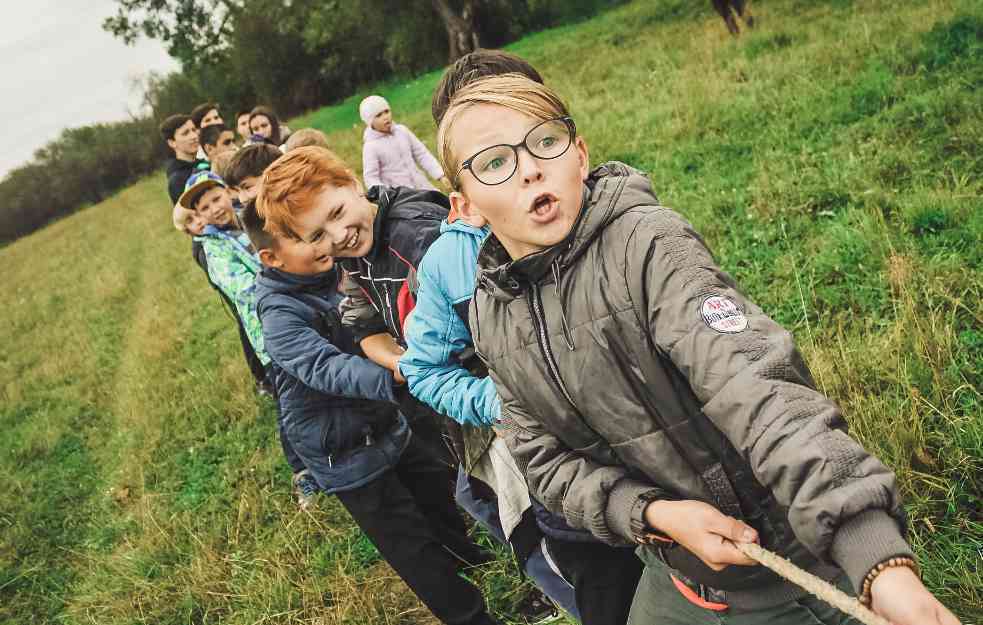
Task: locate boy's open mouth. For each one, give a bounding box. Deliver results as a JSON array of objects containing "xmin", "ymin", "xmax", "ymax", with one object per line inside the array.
[{"xmin": 529, "ymin": 193, "xmax": 559, "ymax": 224}]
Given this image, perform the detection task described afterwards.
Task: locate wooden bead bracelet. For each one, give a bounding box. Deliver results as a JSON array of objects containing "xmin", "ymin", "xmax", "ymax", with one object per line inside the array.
[{"xmin": 859, "ymin": 556, "xmax": 919, "ymax": 606}]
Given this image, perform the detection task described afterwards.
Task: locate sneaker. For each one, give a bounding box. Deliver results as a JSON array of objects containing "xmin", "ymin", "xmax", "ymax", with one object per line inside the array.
[
  {"xmin": 293, "ymin": 470, "xmax": 320, "ymax": 510},
  {"xmin": 256, "ymin": 380, "xmax": 275, "ymax": 399},
  {"xmin": 513, "ymin": 587, "xmax": 562, "ymax": 624}
]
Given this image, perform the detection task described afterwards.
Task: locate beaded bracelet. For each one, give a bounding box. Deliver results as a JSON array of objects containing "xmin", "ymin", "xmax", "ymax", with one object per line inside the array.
[{"xmin": 859, "ymin": 556, "xmax": 919, "ymax": 606}]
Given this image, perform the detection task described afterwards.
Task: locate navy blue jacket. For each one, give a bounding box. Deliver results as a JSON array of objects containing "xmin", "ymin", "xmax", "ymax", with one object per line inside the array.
[{"xmin": 255, "ymin": 265, "xmax": 410, "ymax": 493}]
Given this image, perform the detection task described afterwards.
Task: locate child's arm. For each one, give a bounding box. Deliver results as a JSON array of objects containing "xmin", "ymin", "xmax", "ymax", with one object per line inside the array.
[
  {"xmin": 360, "ymin": 332, "xmax": 405, "ymax": 382},
  {"xmin": 625, "ymin": 208, "xmax": 911, "ymax": 588},
  {"xmin": 399, "ymin": 249, "xmax": 500, "ymax": 426},
  {"xmin": 624, "ymin": 209, "xmax": 962, "ymax": 625},
  {"xmin": 362, "ymin": 142, "xmax": 383, "ymax": 189},
  {"xmin": 497, "ymin": 372, "xmax": 759, "ymax": 569},
  {"xmin": 403, "ymin": 126, "xmax": 446, "ymax": 185},
  {"xmin": 259, "ymin": 294, "xmax": 397, "ymax": 402}
]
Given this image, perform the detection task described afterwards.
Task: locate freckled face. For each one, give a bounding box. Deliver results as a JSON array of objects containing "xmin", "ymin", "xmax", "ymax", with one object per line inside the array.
[{"xmin": 290, "ymin": 184, "xmax": 377, "ymax": 260}]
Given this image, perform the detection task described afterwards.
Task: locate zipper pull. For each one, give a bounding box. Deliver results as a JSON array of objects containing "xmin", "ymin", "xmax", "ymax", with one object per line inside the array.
[{"xmin": 328, "ymin": 454, "xmax": 333, "ymax": 468}]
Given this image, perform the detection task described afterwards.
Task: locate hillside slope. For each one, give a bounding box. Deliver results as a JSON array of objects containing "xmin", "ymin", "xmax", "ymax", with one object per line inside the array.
[{"xmin": 1, "ymin": 0, "xmax": 981, "ymax": 623}]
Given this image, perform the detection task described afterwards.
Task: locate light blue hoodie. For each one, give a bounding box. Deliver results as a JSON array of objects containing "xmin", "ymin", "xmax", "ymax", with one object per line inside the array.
[{"xmin": 398, "ymin": 219, "xmax": 500, "ymax": 427}]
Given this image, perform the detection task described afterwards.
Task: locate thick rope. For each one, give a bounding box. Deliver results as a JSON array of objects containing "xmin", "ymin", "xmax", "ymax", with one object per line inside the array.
[{"xmin": 735, "ymin": 542, "xmax": 893, "ymax": 625}]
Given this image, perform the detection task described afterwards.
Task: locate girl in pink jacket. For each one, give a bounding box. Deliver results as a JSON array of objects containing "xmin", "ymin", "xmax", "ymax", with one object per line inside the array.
[{"xmin": 359, "ymin": 95, "xmax": 450, "ymax": 191}]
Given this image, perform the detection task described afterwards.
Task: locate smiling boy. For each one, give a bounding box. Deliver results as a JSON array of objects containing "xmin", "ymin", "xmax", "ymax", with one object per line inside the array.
[
  {"xmin": 253, "ymin": 148, "xmax": 504, "ymax": 625},
  {"xmin": 436, "ymin": 74, "xmax": 959, "ymax": 625}
]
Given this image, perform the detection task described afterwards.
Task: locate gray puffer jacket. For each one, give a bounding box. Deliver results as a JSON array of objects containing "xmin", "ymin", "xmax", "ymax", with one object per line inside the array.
[{"xmin": 471, "ymin": 162, "xmax": 912, "ymax": 608}]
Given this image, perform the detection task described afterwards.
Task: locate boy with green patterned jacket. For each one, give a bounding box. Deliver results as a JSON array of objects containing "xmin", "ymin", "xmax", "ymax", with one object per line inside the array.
[{"xmin": 179, "ymin": 171, "xmax": 320, "ymax": 509}]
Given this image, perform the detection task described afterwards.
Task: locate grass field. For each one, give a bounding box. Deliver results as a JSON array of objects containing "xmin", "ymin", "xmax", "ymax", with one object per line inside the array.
[{"xmin": 1, "ymin": 0, "xmax": 981, "ymax": 623}]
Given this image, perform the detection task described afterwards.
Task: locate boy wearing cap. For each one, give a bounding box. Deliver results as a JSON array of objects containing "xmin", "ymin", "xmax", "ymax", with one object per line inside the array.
[
  {"xmin": 179, "ymin": 171, "xmax": 321, "ymax": 508},
  {"xmin": 359, "ymin": 95, "xmax": 450, "ymax": 191}
]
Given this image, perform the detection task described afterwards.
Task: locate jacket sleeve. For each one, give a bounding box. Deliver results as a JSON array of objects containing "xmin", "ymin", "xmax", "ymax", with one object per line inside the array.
[
  {"xmin": 404, "ymin": 126, "xmax": 444, "ymax": 180},
  {"xmin": 624, "ymin": 207, "xmax": 912, "ymax": 592},
  {"xmin": 203, "ymin": 238, "xmax": 259, "ymax": 329},
  {"xmin": 362, "ymin": 143, "xmax": 382, "ymax": 189},
  {"xmin": 339, "ymin": 269, "xmax": 389, "ymax": 343},
  {"xmin": 398, "ymin": 252, "xmax": 500, "ymax": 426},
  {"xmin": 494, "ymin": 370, "xmax": 663, "ymax": 546},
  {"xmin": 260, "ymin": 294, "xmax": 397, "ymax": 402}
]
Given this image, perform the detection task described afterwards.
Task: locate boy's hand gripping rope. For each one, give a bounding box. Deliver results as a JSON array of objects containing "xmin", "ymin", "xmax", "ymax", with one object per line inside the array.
[{"xmin": 735, "ymin": 542, "xmax": 895, "ymax": 625}]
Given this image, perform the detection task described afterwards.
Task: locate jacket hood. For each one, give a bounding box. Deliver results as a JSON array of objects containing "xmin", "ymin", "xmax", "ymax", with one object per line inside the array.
[
  {"xmin": 440, "ymin": 218, "xmax": 489, "ymax": 238},
  {"xmin": 255, "ymin": 266, "xmax": 341, "ymax": 304},
  {"xmin": 476, "ymin": 161, "xmax": 658, "ymax": 303},
  {"xmin": 357, "ymin": 184, "xmax": 450, "ymax": 263}
]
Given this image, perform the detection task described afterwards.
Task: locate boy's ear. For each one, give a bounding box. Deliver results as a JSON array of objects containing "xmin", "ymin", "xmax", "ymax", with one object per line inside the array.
[
  {"xmin": 575, "ymin": 135, "xmax": 591, "ymax": 181},
  {"xmin": 258, "ymin": 247, "xmax": 281, "ymax": 269},
  {"xmin": 449, "ymin": 191, "xmax": 487, "ymax": 228},
  {"xmin": 167, "ymin": 138, "xmax": 177, "ymax": 151}
]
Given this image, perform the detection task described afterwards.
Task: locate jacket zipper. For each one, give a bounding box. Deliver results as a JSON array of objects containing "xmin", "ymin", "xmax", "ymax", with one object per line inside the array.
[
  {"xmin": 529, "ymin": 284, "xmax": 579, "ymax": 410},
  {"xmin": 364, "ymin": 261, "xmax": 392, "ymax": 336},
  {"xmin": 383, "ymin": 282, "xmax": 402, "ymax": 343}
]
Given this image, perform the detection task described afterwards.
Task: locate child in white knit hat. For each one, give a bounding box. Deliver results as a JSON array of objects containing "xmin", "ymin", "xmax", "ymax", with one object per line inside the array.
[{"xmin": 359, "ymin": 94, "xmax": 450, "ymax": 191}]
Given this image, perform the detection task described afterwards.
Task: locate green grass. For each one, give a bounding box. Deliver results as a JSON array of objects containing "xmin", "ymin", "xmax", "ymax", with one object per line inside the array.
[{"xmin": 2, "ymin": 0, "xmax": 982, "ymax": 622}]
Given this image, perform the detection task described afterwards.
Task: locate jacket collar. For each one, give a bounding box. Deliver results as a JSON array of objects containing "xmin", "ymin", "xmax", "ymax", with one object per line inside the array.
[
  {"xmin": 361, "ymin": 186, "xmax": 393, "ymax": 262},
  {"xmin": 256, "ymin": 265, "xmax": 340, "ymax": 295},
  {"xmin": 363, "ymin": 125, "xmax": 396, "ymax": 142}
]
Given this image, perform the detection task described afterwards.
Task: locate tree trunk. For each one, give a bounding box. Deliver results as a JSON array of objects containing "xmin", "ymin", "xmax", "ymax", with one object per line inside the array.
[{"xmin": 431, "ymin": 0, "xmax": 480, "ymax": 62}]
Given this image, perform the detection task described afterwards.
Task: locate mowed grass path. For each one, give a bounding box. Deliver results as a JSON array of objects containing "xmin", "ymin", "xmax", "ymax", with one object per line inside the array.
[{"xmin": 2, "ymin": 0, "xmax": 981, "ymax": 623}]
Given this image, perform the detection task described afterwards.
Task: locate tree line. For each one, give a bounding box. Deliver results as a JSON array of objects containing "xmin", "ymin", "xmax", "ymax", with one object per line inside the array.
[{"xmin": 0, "ymin": 0, "xmax": 624, "ymax": 245}]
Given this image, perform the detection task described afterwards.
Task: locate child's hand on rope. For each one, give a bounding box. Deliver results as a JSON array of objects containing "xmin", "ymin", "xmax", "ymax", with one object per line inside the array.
[
  {"xmin": 870, "ymin": 566, "xmax": 961, "ymax": 625},
  {"xmin": 643, "ymin": 499, "xmax": 759, "ymax": 570}
]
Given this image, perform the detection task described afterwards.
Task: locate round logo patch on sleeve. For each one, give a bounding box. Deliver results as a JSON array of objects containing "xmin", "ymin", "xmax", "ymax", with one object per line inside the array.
[{"xmin": 701, "ymin": 295, "xmax": 748, "ymax": 333}]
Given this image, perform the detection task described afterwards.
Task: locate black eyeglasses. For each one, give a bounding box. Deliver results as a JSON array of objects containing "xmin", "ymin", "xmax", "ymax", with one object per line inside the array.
[{"xmin": 458, "ymin": 117, "xmax": 576, "ymax": 186}]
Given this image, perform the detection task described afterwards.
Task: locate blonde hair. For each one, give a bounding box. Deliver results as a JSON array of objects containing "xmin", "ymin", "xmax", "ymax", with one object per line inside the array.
[
  {"xmin": 256, "ymin": 146, "xmax": 356, "ymax": 239},
  {"xmin": 284, "ymin": 128, "xmax": 330, "ymax": 151},
  {"xmin": 209, "ymin": 149, "xmax": 236, "ymax": 179},
  {"xmin": 171, "ymin": 203, "xmax": 196, "ymax": 235},
  {"xmin": 436, "ymin": 73, "xmax": 570, "ymax": 188}
]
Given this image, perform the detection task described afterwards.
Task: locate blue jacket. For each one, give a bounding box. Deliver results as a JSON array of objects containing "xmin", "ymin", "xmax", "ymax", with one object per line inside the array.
[
  {"xmin": 399, "ymin": 220, "xmax": 500, "ymax": 427},
  {"xmin": 255, "ymin": 266, "xmax": 410, "ymax": 493}
]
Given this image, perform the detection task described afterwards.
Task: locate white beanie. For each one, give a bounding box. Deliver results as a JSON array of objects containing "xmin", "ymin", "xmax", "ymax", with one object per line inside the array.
[{"xmin": 359, "ymin": 95, "xmax": 390, "ymax": 126}]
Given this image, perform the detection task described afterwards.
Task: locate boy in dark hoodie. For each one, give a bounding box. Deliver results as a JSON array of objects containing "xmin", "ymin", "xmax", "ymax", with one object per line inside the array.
[
  {"xmin": 160, "ymin": 114, "xmax": 207, "ymax": 204},
  {"xmin": 250, "ymin": 148, "xmax": 503, "ymax": 625},
  {"xmin": 435, "ymin": 73, "xmax": 958, "ymax": 625}
]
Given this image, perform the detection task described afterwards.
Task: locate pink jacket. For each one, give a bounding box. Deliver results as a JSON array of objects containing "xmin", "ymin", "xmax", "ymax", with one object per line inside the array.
[{"xmin": 362, "ymin": 124, "xmax": 444, "ymax": 190}]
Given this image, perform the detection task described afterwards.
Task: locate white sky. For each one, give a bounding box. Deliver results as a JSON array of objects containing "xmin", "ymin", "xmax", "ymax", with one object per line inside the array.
[{"xmin": 0, "ymin": 0, "xmax": 179, "ymax": 178}]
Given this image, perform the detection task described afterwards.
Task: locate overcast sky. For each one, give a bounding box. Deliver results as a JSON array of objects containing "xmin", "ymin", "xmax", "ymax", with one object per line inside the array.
[{"xmin": 0, "ymin": 0, "xmax": 179, "ymax": 178}]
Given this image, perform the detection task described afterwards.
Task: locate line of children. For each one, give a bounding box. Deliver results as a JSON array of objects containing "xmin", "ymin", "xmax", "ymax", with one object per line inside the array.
[
  {"xmin": 157, "ymin": 48, "xmax": 958, "ymax": 625},
  {"xmin": 250, "ymin": 148, "xmax": 506, "ymax": 625},
  {"xmin": 431, "ymin": 71, "xmax": 959, "ymax": 625}
]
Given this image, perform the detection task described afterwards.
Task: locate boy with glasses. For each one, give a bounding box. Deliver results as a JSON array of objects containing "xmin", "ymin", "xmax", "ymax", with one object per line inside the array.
[{"xmin": 436, "ymin": 73, "xmax": 959, "ymax": 625}]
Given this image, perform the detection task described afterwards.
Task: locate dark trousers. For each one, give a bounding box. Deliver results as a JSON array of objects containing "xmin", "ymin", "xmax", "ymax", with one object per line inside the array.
[
  {"xmin": 335, "ymin": 436, "xmax": 495, "ymax": 625},
  {"xmin": 546, "ymin": 536, "xmax": 644, "ymax": 625}
]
